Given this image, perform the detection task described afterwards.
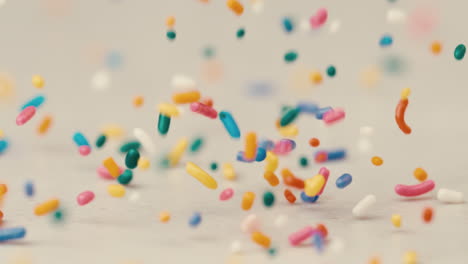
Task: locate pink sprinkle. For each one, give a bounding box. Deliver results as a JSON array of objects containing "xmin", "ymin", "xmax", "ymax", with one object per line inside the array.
[
  {"xmin": 77, "ymin": 191, "xmax": 95, "ymax": 206},
  {"xmin": 317, "ymin": 167, "xmax": 330, "ymax": 195},
  {"xmin": 79, "ymin": 145, "xmax": 91, "ymax": 156},
  {"xmin": 289, "ymin": 226, "xmax": 316, "ymax": 246},
  {"xmin": 190, "ymin": 102, "xmax": 218, "ymax": 119},
  {"xmin": 219, "ymin": 188, "xmax": 234, "ymax": 201},
  {"xmin": 310, "ymin": 8, "xmax": 328, "ymax": 29},
  {"xmin": 97, "ymin": 165, "xmax": 123, "ymax": 180},
  {"xmin": 395, "ymin": 180, "xmax": 435, "ymax": 197},
  {"xmin": 323, "ymin": 108, "xmax": 345, "ymax": 125},
  {"xmin": 16, "ymin": 106, "xmax": 36, "ymax": 126}
]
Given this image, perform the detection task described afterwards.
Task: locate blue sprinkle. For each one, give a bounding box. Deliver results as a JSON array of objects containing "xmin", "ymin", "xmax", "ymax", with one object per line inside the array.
[
  {"xmin": 247, "ymin": 81, "xmax": 275, "ymax": 97},
  {"xmin": 255, "ymin": 148, "xmax": 267, "ymax": 162},
  {"xmin": 105, "ymin": 50, "xmax": 124, "ymax": 70},
  {"xmin": 301, "ymin": 192, "xmax": 319, "ymax": 203},
  {"xmin": 297, "ymin": 102, "xmax": 319, "ymax": 114},
  {"xmin": 336, "ymin": 173, "xmax": 352, "ymax": 189},
  {"xmin": 72, "ymin": 132, "xmax": 90, "ymax": 147},
  {"xmin": 312, "ymin": 233, "xmax": 324, "ymax": 253},
  {"xmin": 326, "ymin": 149, "xmax": 346, "ymax": 161},
  {"xmin": 315, "ymin": 107, "xmax": 332, "ymax": 120},
  {"xmin": 0, "ymin": 139, "xmax": 9, "ymax": 154},
  {"xmin": 258, "ymin": 139, "xmax": 274, "ymax": 150},
  {"xmin": 236, "ymin": 151, "xmax": 254, "ymax": 163},
  {"xmin": 20, "ymin": 94, "xmax": 45, "ymax": 110},
  {"xmin": 379, "ymin": 34, "xmax": 393, "ymax": 47},
  {"xmin": 0, "ymin": 227, "xmax": 26, "ymax": 242},
  {"xmin": 189, "ymin": 212, "xmax": 202, "ymax": 227},
  {"xmin": 25, "ymin": 181, "xmax": 35, "ymax": 197},
  {"xmin": 282, "ymin": 17, "xmax": 294, "ymax": 33}
]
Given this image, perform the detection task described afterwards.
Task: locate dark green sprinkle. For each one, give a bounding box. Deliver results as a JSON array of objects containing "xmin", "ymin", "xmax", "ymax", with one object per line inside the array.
[
  {"xmin": 118, "ymin": 169, "xmax": 133, "ymax": 185},
  {"xmin": 210, "ymin": 162, "xmax": 218, "ymax": 171},
  {"xmin": 326, "ymin": 65, "xmax": 336, "ymax": 77},
  {"xmin": 159, "ymin": 157, "xmax": 171, "ymax": 169},
  {"xmin": 158, "ymin": 114, "xmax": 171, "ymax": 136},
  {"xmin": 119, "ymin": 141, "xmax": 141, "ymax": 153},
  {"xmin": 268, "ymin": 248, "xmax": 277, "ymax": 256},
  {"xmin": 189, "ymin": 137, "xmax": 204, "ymax": 153},
  {"xmin": 454, "ymin": 44, "xmax": 466, "ymax": 60},
  {"xmin": 281, "ymin": 105, "xmax": 294, "ymax": 115},
  {"xmin": 236, "ymin": 28, "xmax": 245, "ymax": 39},
  {"xmin": 263, "ymin": 191, "xmax": 275, "ymax": 207},
  {"xmin": 299, "ymin": 156, "xmax": 308, "ymax": 167},
  {"xmin": 95, "ymin": 134, "xmax": 107, "ymax": 148},
  {"xmin": 53, "ymin": 209, "xmax": 64, "ymax": 222},
  {"xmin": 166, "ymin": 30, "xmax": 176, "ymax": 40},
  {"xmin": 125, "ymin": 149, "xmax": 140, "ymax": 169},
  {"xmin": 284, "ymin": 51, "xmax": 298, "ymax": 63},
  {"xmin": 280, "ymin": 107, "xmax": 300, "ymax": 127},
  {"xmin": 203, "ymin": 46, "xmax": 215, "ymax": 59}
]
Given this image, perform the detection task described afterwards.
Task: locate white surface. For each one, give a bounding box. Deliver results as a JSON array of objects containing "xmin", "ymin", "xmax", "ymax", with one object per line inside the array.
[{"xmin": 0, "ymin": 0, "xmax": 468, "ymax": 263}]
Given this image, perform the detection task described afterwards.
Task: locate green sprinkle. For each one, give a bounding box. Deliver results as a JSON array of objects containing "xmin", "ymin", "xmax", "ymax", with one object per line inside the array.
[
  {"xmin": 280, "ymin": 107, "xmax": 300, "ymax": 127},
  {"xmin": 263, "ymin": 191, "xmax": 275, "ymax": 207},
  {"xmin": 268, "ymin": 248, "xmax": 277, "ymax": 256},
  {"xmin": 326, "ymin": 65, "xmax": 336, "ymax": 77},
  {"xmin": 189, "ymin": 137, "xmax": 204, "ymax": 153},
  {"xmin": 210, "ymin": 162, "xmax": 218, "ymax": 171},
  {"xmin": 299, "ymin": 156, "xmax": 308, "ymax": 167},
  {"xmin": 166, "ymin": 30, "xmax": 176, "ymax": 41},
  {"xmin": 95, "ymin": 134, "xmax": 107, "ymax": 148},
  {"xmin": 159, "ymin": 157, "xmax": 171, "ymax": 169},
  {"xmin": 454, "ymin": 44, "xmax": 466, "ymax": 60},
  {"xmin": 118, "ymin": 170, "xmax": 133, "ymax": 185},
  {"xmin": 125, "ymin": 149, "xmax": 140, "ymax": 169},
  {"xmin": 236, "ymin": 28, "xmax": 245, "ymax": 39},
  {"xmin": 158, "ymin": 114, "xmax": 171, "ymax": 136},
  {"xmin": 203, "ymin": 46, "xmax": 216, "ymax": 59},
  {"xmin": 119, "ymin": 141, "xmax": 141, "ymax": 153},
  {"xmin": 284, "ymin": 51, "xmax": 298, "ymax": 63},
  {"xmin": 53, "ymin": 209, "xmax": 64, "ymax": 222}
]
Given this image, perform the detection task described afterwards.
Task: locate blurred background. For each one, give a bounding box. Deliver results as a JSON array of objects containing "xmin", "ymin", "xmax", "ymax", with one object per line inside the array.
[{"xmin": 0, "ymin": 0, "xmax": 467, "ymax": 263}]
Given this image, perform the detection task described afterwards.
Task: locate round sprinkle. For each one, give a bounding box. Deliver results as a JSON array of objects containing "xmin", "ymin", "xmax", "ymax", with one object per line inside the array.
[
  {"xmin": 309, "ymin": 71, "xmax": 323, "ymax": 84},
  {"xmin": 454, "ymin": 44, "xmax": 466, "ymax": 60},
  {"xmin": 284, "ymin": 51, "xmax": 298, "ymax": 63},
  {"xmin": 282, "ymin": 16, "xmax": 294, "ymax": 33},
  {"xmin": 391, "ymin": 214, "xmax": 401, "ymax": 228},
  {"xmin": 118, "ymin": 169, "xmax": 133, "ymax": 185},
  {"xmin": 263, "ymin": 191, "xmax": 275, "ymax": 207},
  {"xmin": 0, "ymin": 184, "xmax": 8, "ymax": 196},
  {"xmin": 369, "ymin": 257, "xmax": 381, "ymax": 264},
  {"xmin": 133, "ymin": 96, "xmax": 144, "ymax": 107},
  {"xmin": 209, "ymin": 162, "xmax": 218, "ymax": 171},
  {"xmin": 299, "ymin": 156, "xmax": 308, "ymax": 167},
  {"xmin": 159, "ymin": 211, "xmax": 171, "ymax": 223},
  {"xmin": 236, "ymin": 28, "xmax": 245, "ymax": 39},
  {"xmin": 413, "ymin": 168, "xmax": 427, "ymax": 182},
  {"xmin": 268, "ymin": 248, "xmax": 277, "ymax": 256},
  {"xmin": 309, "ymin": 137, "xmax": 320, "ymax": 147},
  {"xmin": 422, "ymin": 207, "xmax": 433, "ymax": 223},
  {"xmin": 107, "ymin": 184, "xmax": 126, "ymax": 198},
  {"xmin": 166, "ymin": 30, "xmax": 176, "ymax": 41},
  {"xmin": 430, "ymin": 41, "xmax": 442, "ymax": 55},
  {"xmin": 202, "ymin": 46, "xmax": 216, "ymax": 59},
  {"xmin": 379, "ymin": 34, "xmax": 393, "ymax": 47},
  {"xmin": 371, "ymin": 156, "xmax": 383, "ymax": 166},
  {"xmin": 53, "ymin": 209, "xmax": 64, "ymax": 222},
  {"xmin": 79, "ymin": 145, "xmax": 91, "ymax": 156},
  {"xmin": 32, "ymin": 74, "xmax": 45, "ymax": 89},
  {"xmin": 166, "ymin": 16, "xmax": 175, "ymax": 28},
  {"xmin": 403, "ymin": 251, "xmax": 417, "ymax": 264},
  {"xmin": 326, "ymin": 65, "xmax": 336, "ymax": 77},
  {"xmin": 189, "ymin": 212, "xmax": 202, "ymax": 227},
  {"xmin": 138, "ymin": 157, "xmax": 150, "ymax": 170}
]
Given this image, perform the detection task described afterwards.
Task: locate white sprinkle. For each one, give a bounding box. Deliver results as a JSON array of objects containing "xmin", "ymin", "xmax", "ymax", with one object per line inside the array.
[
  {"xmin": 91, "ymin": 69, "xmax": 111, "ymax": 91},
  {"xmin": 171, "ymin": 74, "xmax": 196, "ymax": 90},
  {"xmin": 352, "ymin": 194, "xmax": 376, "ymax": 218},
  {"xmin": 329, "ymin": 20, "xmax": 341, "ymax": 34},
  {"xmin": 230, "ymin": 240, "xmax": 242, "ymax": 253},
  {"xmin": 329, "ymin": 237, "xmax": 345, "ymax": 253},
  {"xmin": 437, "ymin": 188, "xmax": 464, "ymax": 204},
  {"xmin": 299, "ymin": 18, "xmax": 310, "ymax": 32},
  {"xmin": 359, "ymin": 126, "xmax": 374, "ymax": 136},
  {"xmin": 133, "ymin": 128, "xmax": 156, "ymax": 155},
  {"xmin": 128, "ymin": 191, "xmax": 140, "ymax": 202},
  {"xmin": 240, "ymin": 214, "xmax": 260, "ymax": 233},
  {"xmin": 273, "ymin": 214, "xmax": 288, "ymax": 227},
  {"xmin": 387, "ymin": 8, "xmax": 406, "ymax": 24},
  {"xmin": 251, "ymin": 0, "xmax": 264, "ymax": 14},
  {"xmin": 0, "ymin": 0, "xmax": 6, "ymax": 8},
  {"xmin": 357, "ymin": 138, "xmax": 372, "ymax": 153}
]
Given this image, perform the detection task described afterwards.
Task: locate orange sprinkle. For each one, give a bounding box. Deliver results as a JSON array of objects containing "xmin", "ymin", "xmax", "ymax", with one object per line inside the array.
[
  {"xmin": 38, "ymin": 115, "xmax": 53, "ymax": 135},
  {"xmin": 309, "ymin": 137, "xmax": 320, "ymax": 147},
  {"xmin": 430, "ymin": 41, "xmax": 442, "ymax": 55},
  {"xmin": 309, "ymin": 71, "xmax": 323, "ymax": 84},
  {"xmin": 0, "ymin": 184, "xmax": 7, "ymax": 196},
  {"xmin": 0, "ymin": 210, "xmax": 3, "ymax": 221},
  {"xmin": 316, "ymin": 223, "xmax": 328, "ymax": 238},
  {"xmin": 226, "ymin": 0, "xmax": 244, "ymax": 16},
  {"xmin": 166, "ymin": 16, "xmax": 176, "ymax": 28},
  {"xmin": 133, "ymin": 96, "xmax": 144, "ymax": 108},
  {"xmin": 159, "ymin": 211, "xmax": 171, "ymax": 222},
  {"xmin": 281, "ymin": 168, "xmax": 305, "ymax": 189},
  {"xmin": 395, "ymin": 98, "xmax": 412, "ymax": 134},
  {"xmin": 251, "ymin": 231, "xmax": 271, "ymax": 248},
  {"xmin": 371, "ymin": 156, "xmax": 383, "ymax": 166},
  {"xmin": 413, "ymin": 168, "xmax": 428, "ymax": 182},
  {"xmin": 369, "ymin": 256, "xmax": 381, "ymax": 264},
  {"xmin": 422, "ymin": 207, "xmax": 433, "ymax": 223},
  {"xmin": 263, "ymin": 171, "xmax": 279, "ymax": 186},
  {"xmin": 172, "ymin": 90, "xmax": 201, "ymax": 104},
  {"xmin": 284, "ymin": 189, "xmax": 296, "ymax": 203},
  {"xmin": 315, "ymin": 152, "xmax": 327, "ymax": 163},
  {"xmin": 200, "ymin": 97, "xmax": 213, "ymax": 107}
]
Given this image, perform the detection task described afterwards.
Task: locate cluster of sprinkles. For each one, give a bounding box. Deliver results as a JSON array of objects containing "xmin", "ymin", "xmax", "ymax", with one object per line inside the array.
[{"xmin": 0, "ymin": 1, "xmax": 467, "ymax": 263}]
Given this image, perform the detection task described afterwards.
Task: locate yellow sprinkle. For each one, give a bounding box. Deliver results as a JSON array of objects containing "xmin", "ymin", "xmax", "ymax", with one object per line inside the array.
[
  {"xmin": 166, "ymin": 16, "xmax": 176, "ymax": 28},
  {"xmin": 37, "ymin": 115, "xmax": 53, "ymax": 135},
  {"xmin": 133, "ymin": 96, "xmax": 144, "ymax": 108},
  {"xmin": 368, "ymin": 256, "xmax": 381, "ymax": 264},
  {"xmin": 103, "ymin": 157, "xmax": 120, "ymax": 178},
  {"xmin": 108, "ymin": 184, "xmax": 126, "ymax": 198},
  {"xmin": 391, "ymin": 214, "xmax": 401, "ymax": 228},
  {"xmin": 172, "ymin": 90, "xmax": 201, "ymax": 104},
  {"xmin": 102, "ymin": 124, "xmax": 125, "ymax": 138},
  {"xmin": 32, "ymin": 74, "xmax": 45, "ymax": 89},
  {"xmin": 401, "ymin": 88, "xmax": 411, "ymax": 100},
  {"xmin": 304, "ymin": 174, "xmax": 325, "ymax": 197},
  {"xmin": 167, "ymin": 138, "xmax": 188, "ymax": 167},
  {"xmin": 158, "ymin": 103, "xmax": 181, "ymax": 117},
  {"xmin": 138, "ymin": 157, "xmax": 150, "ymax": 170},
  {"xmin": 265, "ymin": 151, "xmax": 278, "ymax": 172},
  {"xmin": 403, "ymin": 251, "xmax": 418, "ymax": 264},
  {"xmin": 244, "ymin": 132, "xmax": 257, "ymax": 160},
  {"xmin": 159, "ymin": 211, "xmax": 171, "ymax": 222},
  {"xmin": 278, "ymin": 124, "xmax": 298, "ymax": 137},
  {"xmin": 227, "ymin": 0, "xmax": 244, "ymax": 16},
  {"xmin": 222, "ymin": 163, "xmax": 236, "ymax": 180},
  {"xmin": 360, "ymin": 66, "xmax": 381, "ymax": 88},
  {"xmin": 0, "ymin": 129, "xmax": 3, "ymax": 138},
  {"xmin": 34, "ymin": 198, "xmax": 59, "ymax": 216},
  {"xmin": 309, "ymin": 71, "xmax": 323, "ymax": 84},
  {"xmin": 186, "ymin": 162, "xmax": 218, "ymax": 189}
]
